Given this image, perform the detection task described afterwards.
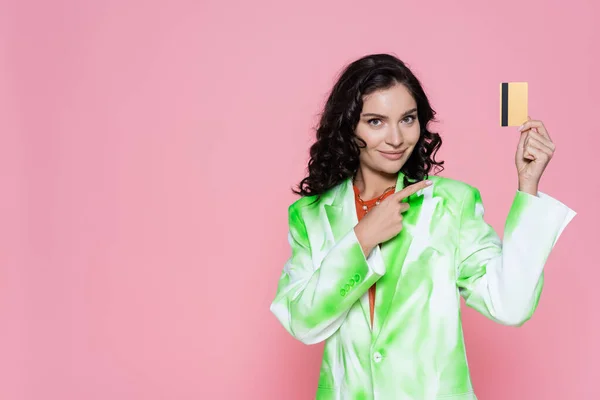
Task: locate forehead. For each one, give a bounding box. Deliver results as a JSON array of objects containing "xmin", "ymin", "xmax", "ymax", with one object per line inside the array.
[{"xmin": 361, "ymin": 84, "xmax": 416, "ymax": 114}]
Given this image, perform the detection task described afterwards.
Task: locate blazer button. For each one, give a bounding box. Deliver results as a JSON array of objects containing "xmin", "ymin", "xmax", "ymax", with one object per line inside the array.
[
  {"xmin": 343, "ymin": 284, "xmax": 350, "ymax": 292},
  {"xmin": 353, "ymin": 273, "xmax": 361, "ymax": 282},
  {"xmin": 373, "ymin": 352, "xmax": 382, "ymax": 363},
  {"xmin": 340, "ymin": 289, "xmax": 346, "ymax": 297},
  {"xmin": 348, "ymin": 279, "xmax": 356, "ymax": 287}
]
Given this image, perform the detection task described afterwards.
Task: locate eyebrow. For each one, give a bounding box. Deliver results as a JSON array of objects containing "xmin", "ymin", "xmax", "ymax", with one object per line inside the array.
[{"xmin": 362, "ymin": 108, "xmax": 418, "ymax": 119}]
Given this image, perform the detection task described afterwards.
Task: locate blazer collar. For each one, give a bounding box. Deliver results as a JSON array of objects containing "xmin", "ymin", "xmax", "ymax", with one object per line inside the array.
[
  {"xmin": 322, "ymin": 171, "xmax": 407, "ymax": 332},
  {"xmin": 323, "ymin": 170, "xmax": 407, "ymax": 242},
  {"xmin": 328, "ymin": 171, "xmax": 407, "ymax": 209}
]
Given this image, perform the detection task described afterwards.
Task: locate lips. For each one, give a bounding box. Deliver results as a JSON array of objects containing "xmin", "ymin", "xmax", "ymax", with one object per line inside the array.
[{"xmin": 379, "ymin": 150, "xmax": 406, "ymax": 161}]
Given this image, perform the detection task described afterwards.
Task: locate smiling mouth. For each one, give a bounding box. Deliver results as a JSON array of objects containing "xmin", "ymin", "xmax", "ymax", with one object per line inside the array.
[{"xmin": 378, "ymin": 150, "xmax": 406, "ymax": 160}]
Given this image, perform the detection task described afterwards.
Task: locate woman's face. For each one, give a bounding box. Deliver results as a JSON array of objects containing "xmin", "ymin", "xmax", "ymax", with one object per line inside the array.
[{"xmin": 355, "ymin": 83, "xmax": 421, "ymax": 176}]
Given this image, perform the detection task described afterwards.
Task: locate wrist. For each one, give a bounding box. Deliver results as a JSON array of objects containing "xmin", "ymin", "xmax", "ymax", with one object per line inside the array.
[
  {"xmin": 354, "ymin": 225, "xmax": 376, "ymax": 256},
  {"xmin": 518, "ymin": 181, "xmax": 539, "ymax": 196}
]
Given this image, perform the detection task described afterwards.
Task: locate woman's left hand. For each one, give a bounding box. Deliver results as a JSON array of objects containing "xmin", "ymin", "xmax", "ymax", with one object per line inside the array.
[{"xmin": 515, "ymin": 117, "xmax": 555, "ymax": 195}]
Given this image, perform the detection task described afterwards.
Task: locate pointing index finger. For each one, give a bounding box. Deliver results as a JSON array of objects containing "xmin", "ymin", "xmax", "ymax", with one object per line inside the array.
[{"xmin": 393, "ymin": 179, "xmax": 433, "ymax": 200}]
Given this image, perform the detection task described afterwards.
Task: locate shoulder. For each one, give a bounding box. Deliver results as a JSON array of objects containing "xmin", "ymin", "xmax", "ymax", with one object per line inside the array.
[
  {"xmin": 287, "ymin": 183, "xmax": 340, "ymax": 214},
  {"xmin": 285, "ymin": 188, "xmax": 334, "ymax": 234},
  {"xmin": 289, "ymin": 194, "xmax": 321, "ymax": 210},
  {"xmin": 427, "ymin": 175, "xmax": 481, "ymax": 204},
  {"xmin": 427, "ymin": 174, "xmax": 475, "ymax": 193},
  {"xmin": 287, "ymin": 195, "xmax": 320, "ymax": 220}
]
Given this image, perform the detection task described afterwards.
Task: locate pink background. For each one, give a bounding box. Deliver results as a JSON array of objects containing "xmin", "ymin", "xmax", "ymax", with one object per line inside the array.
[{"xmin": 2, "ymin": 0, "xmax": 598, "ymax": 399}]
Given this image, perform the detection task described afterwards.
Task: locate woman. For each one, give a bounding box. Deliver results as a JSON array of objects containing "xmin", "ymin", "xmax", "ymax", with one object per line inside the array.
[{"xmin": 270, "ymin": 54, "xmax": 576, "ymax": 399}]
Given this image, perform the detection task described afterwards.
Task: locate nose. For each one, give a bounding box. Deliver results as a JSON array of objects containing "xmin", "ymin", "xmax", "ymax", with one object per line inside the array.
[{"xmin": 385, "ymin": 124, "xmax": 404, "ymax": 147}]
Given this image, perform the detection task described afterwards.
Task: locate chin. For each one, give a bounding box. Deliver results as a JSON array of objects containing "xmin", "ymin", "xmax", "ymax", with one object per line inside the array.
[{"xmin": 378, "ymin": 162, "xmax": 405, "ymax": 175}]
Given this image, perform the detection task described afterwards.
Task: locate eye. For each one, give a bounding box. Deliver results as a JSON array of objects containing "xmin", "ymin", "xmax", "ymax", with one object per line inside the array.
[
  {"xmin": 368, "ymin": 119, "xmax": 383, "ymax": 127},
  {"xmin": 403, "ymin": 114, "xmax": 417, "ymax": 124}
]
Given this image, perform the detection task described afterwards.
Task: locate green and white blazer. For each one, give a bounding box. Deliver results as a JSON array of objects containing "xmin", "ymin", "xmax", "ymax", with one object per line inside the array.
[{"xmin": 270, "ymin": 172, "xmax": 576, "ymax": 400}]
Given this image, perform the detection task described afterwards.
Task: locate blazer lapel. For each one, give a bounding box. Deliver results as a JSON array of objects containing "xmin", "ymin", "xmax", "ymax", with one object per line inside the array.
[
  {"xmin": 372, "ymin": 174, "xmax": 435, "ymax": 337},
  {"xmin": 322, "ymin": 178, "xmax": 373, "ymax": 328},
  {"xmin": 321, "ymin": 173, "xmax": 437, "ymax": 334}
]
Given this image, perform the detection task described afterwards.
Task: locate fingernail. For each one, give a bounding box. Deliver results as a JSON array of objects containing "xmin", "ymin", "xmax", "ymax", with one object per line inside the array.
[
  {"xmin": 425, "ymin": 180, "xmax": 433, "ymax": 185},
  {"xmin": 518, "ymin": 125, "xmax": 524, "ymax": 131}
]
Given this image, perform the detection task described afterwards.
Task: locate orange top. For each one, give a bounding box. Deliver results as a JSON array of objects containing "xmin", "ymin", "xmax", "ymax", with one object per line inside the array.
[{"xmin": 353, "ymin": 185, "xmax": 395, "ymax": 328}]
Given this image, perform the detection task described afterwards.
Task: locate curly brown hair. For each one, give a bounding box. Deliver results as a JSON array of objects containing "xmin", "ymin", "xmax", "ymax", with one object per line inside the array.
[{"xmin": 294, "ymin": 54, "xmax": 444, "ymax": 197}]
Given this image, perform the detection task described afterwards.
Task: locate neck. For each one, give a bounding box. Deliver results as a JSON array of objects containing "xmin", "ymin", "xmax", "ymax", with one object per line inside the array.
[{"xmin": 354, "ymin": 166, "xmax": 399, "ymax": 200}]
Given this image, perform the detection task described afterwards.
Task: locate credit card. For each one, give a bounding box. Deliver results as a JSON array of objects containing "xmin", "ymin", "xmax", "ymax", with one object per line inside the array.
[{"xmin": 500, "ymin": 82, "xmax": 528, "ymax": 127}]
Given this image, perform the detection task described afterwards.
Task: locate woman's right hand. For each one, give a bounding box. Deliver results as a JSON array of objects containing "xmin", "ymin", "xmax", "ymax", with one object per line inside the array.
[{"xmin": 354, "ymin": 180, "xmax": 432, "ymax": 256}]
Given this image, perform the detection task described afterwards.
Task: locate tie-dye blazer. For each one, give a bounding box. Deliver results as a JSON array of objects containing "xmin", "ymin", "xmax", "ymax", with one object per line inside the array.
[{"xmin": 270, "ymin": 172, "xmax": 576, "ymax": 400}]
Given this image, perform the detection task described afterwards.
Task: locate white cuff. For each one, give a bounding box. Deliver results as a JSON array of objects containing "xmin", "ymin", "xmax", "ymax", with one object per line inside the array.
[
  {"xmin": 519, "ymin": 190, "xmax": 577, "ymax": 245},
  {"xmin": 367, "ymin": 245, "xmax": 386, "ymax": 276},
  {"xmin": 537, "ymin": 191, "xmax": 577, "ymax": 240}
]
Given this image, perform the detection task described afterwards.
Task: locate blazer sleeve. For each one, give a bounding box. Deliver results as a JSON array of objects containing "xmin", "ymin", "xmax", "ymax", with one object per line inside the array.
[
  {"xmin": 270, "ymin": 204, "xmax": 386, "ymax": 344},
  {"xmin": 455, "ymin": 186, "xmax": 576, "ymax": 326}
]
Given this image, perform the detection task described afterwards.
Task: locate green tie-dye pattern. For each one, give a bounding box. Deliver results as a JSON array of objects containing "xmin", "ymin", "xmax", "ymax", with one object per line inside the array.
[
  {"xmin": 505, "ymin": 190, "xmax": 533, "ymax": 237},
  {"xmin": 271, "ymin": 174, "xmax": 576, "ymax": 400}
]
